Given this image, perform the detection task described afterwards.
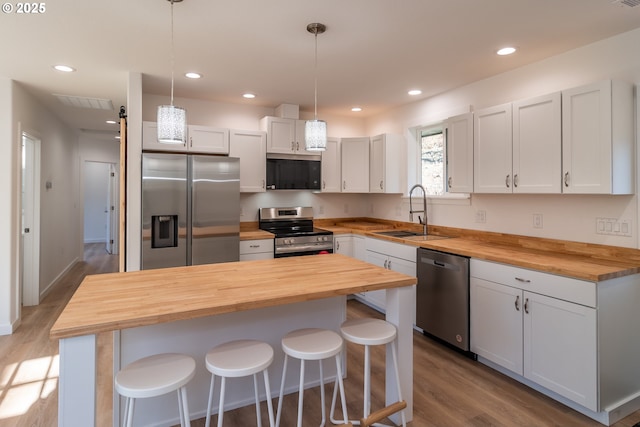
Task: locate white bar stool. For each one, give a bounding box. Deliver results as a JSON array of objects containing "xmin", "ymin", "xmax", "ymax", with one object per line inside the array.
[
  {"xmin": 330, "ymin": 318, "xmax": 406, "ymax": 427},
  {"xmin": 275, "ymin": 328, "xmax": 349, "ymax": 427},
  {"xmin": 204, "ymin": 340, "xmax": 275, "ymax": 427},
  {"xmin": 114, "ymin": 353, "xmax": 196, "ymax": 427}
]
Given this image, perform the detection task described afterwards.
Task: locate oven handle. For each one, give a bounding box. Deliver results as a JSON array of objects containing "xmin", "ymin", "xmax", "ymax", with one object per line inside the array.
[{"xmin": 275, "ymin": 244, "xmax": 334, "ymax": 254}]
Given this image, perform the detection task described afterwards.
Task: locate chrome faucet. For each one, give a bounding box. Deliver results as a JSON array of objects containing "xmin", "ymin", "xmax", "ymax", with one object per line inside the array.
[{"xmin": 409, "ymin": 184, "xmax": 428, "ymax": 236}]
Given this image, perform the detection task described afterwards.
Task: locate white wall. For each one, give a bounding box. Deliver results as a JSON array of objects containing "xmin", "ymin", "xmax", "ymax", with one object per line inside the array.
[
  {"xmin": 12, "ymin": 83, "xmax": 82, "ymax": 304},
  {"xmin": 363, "ymin": 27, "xmax": 640, "ymax": 248}
]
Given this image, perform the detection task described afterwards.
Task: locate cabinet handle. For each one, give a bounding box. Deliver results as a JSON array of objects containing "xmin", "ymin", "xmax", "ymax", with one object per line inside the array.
[
  {"xmin": 448, "ymin": 177, "xmax": 452, "ymax": 189},
  {"xmin": 515, "ymin": 295, "xmax": 520, "ymax": 311},
  {"xmin": 515, "ymin": 277, "xmax": 531, "ymax": 283},
  {"xmin": 249, "ymin": 245, "xmax": 260, "ymax": 248},
  {"xmin": 262, "ymin": 179, "xmax": 265, "ymax": 189},
  {"xmin": 189, "ymin": 136, "xmax": 193, "ymax": 147},
  {"xmin": 387, "ymin": 260, "xmax": 392, "ymax": 270},
  {"xmin": 291, "ymin": 141, "xmax": 295, "ymax": 151},
  {"xmin": 383, "ymin": 260, "xmax": 388, "ymax": 269},
  {"xmin": 343, "ymin": 181, "xmax": 346, "ymax": 190},
  {"xmin": 524, "ymin": 297, "xmax": 530, "ymax": 314},
  {"xmin": 323, "ymin": 180, "xmax": 326, "ymax": 189},
  {"xmin": 564, "ymin": 171, "xmax": 570, "ymax": 187},
  {"xmin": 513, "ymin": 174, "xmax": 518, "ymax": 188},
  {"xmin": 296, "ymin": 141, "xmax": 300, "ymax": 151},
  {"xmin": 380, "ymin": 180, "xmax": 384, "ymax": 190},
  {"xmin": 336, "ymin": 241, "xmax": 340, "ymax": 250},
  {"xmin": 506, "ymin": 174, "xmax": 510, "ymax": 188}
]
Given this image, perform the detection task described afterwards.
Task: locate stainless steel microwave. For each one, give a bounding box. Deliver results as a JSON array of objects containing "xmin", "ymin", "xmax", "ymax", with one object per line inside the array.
[{"xmin": 266, "ymin": 158, "xmax": 321, "ymax": 190}]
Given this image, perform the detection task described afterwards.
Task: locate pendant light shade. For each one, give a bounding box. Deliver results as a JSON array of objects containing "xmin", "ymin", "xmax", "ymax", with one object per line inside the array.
[
  {"xmin": 157, "ymin": 105, "xmax": 187, "ymax": 144},
  {"xmin": 305, "ymin": 23, "xmax": 327, "ymax": 152},
  {"xmin": 305, "ymin": 119, "xmax": 327, "ymax": 151},
  {"xmin": 157, "ymin": 0, "xmax": 187, "ymax": 145}
]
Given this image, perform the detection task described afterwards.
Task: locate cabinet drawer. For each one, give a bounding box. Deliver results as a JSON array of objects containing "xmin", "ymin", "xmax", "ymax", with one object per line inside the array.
[
  {"xmin": 366, "ymin": 238, "xmax": 416, "ymax": 262},
  {"xmin": 240, "ymin": 239, "xmax": 274, "ymax": 255},
  {"xmin": 470, "ymin": 259, "xmax": 595, "ymax": 307}
]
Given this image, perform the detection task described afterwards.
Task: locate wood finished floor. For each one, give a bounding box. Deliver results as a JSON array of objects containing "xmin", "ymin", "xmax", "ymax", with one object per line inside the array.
[{"xmin": 1, "ymin": 244, "xmax": 639, "ymax": 426}]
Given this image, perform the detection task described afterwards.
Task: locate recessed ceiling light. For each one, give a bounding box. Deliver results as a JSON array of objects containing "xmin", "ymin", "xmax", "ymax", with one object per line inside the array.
[
  {"xmin": 351, "ymin": 107, "xmax": 362, "ymax": 112},
  {"xmin": 106, "ymin": 120, "xmax": 117, "ymax": 124},
  {"xmin": 53, "ymin": 65, "xmax": 76, "ymax": 73},
  {"xmin": 408, "ymin": 89, "xmax": 422, "ymax": 96},
  {"xmin": 243, "ymin": 93, "xmax": 256, "ymax": 99},
  {"xmin": 185, "ymin": 72, "xmax": 201, "ymax": 79},
  {"xmin": 497, "ymin": 47, "xmax": 517, "ymax": 56}
]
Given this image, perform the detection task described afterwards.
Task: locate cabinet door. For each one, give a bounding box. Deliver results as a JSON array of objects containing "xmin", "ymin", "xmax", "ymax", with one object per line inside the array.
[
  {"xmin": 142, "ymin": 121, "xmax": 186, "ymax": 152},
  {"xmin": 352, "ymin": 236, "xmax": 366, "ymax": 261},
  {"xmin": 321, "ymin": 138, "xmax": 341, "ymax": 192},
  {"xmin": 470, "ymin": 277, "xmax": 523, "ymax": 375},
  {"xmin": 364, "ymin": 251, "xmax": 389, "ymax": 310},
  {"xmin": 474, "ymin": 103, "xmax": 512, "ymax": 193},
  {"xmin": 334, "ymin": 235, "xmax": 353, "ymax": 257},
  {"xmin": 262, "ymin": 117, "xmax": 295, "ymax": 154},
  {"xmin": 341, "ymin": 137, "xmax": 370, "ymax": 193},
  {"xmin": 369, "ymin": 134, "xmax": 386, "ymax": 193},
  {"xmin": 445, "ymin": 113, "xmax": 474, "ymax": 193},
  {"xmin": 512, "ymin": 93, "xmax": 561, "ymax": 193},
  {"xmin": 229, "ymin": 130, "xmax": 266, "ymax": 192},
  {"xmin": 523, "ymin": 292, "xmax": 597, "ymax": 411},
  {"xmin": 188, "ymin": 126, "xmax": 229, "ymax": 154}
]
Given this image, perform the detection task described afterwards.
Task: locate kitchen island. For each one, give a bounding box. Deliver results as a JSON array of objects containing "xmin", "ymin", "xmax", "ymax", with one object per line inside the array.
[{"xmin": 50, "ymin": 254, "xmax": 416, "ymax": 426}]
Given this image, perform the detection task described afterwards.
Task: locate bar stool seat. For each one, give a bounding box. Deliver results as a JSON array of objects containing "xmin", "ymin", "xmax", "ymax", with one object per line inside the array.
[
  {"xmin": 330, "ymin": 318, "xmax": 406, "ymax": 427},
  {"xmin": 205, "ymin": 340, "xmax": 275, "ymax": 427},
  {"xmin": 276, "ymin": 328, "xmax": 349, "ymax": 427},
  {"xmin": 115, "ymin": 353, "xmax": 196, "ymax": 427}
]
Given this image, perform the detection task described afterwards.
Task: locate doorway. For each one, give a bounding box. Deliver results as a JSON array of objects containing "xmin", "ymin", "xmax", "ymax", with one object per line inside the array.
[
  {"xmin": 83, "ymin": 161, "xmax": 119, "ymax": 254},
  {"xmin": 21, "ymin": 132, "xmax": 41, "ymax": 307}
]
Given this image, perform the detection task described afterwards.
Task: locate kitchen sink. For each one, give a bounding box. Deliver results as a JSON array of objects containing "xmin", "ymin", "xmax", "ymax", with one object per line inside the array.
[
  {"xmin": 373, "ymin": 230, "xmax": 451, "ymax": 241},
  {"xmin": 373, "ymin": 230, "xmax": 423, "ymax": 238}
]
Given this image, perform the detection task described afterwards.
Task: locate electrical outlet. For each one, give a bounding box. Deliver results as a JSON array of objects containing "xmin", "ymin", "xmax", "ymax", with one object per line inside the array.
[
  {"xmin": 475, "ymin": 210, "xmax": 486, "ymax": 223},
  {"xmin": 318, "ymin": 205, "xmax": 324, "ymax": 215},
  {"xmin": 344, "ymin": 204, "xmax": 349, "ymax": 214},
  {"xmin": 533, "ymin": 213, "xmax": 543, "ymax": 229}
]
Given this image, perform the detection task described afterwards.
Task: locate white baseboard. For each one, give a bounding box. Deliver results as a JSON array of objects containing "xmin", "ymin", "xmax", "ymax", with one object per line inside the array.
[
  {"xmin": 40, "ymin": 257, "xmax": 79, "ymax": 301},
  {"xmin": 0, "ymin": 317, "xmax": 21, "ymax": 336},
  {"xmin": 83, "ymin": 238, "xmax": 105, "ymax": 244}
]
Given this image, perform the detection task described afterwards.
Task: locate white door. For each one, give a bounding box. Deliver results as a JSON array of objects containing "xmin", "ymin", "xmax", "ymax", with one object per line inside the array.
[{"xmin": 21, "ymin": 132, "xmax": 41, "ymax": 306}]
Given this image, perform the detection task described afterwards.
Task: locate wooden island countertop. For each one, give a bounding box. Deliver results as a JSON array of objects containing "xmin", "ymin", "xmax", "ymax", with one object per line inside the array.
[{"xmin": 50, "ymin": 254, "xmax": 416, "ymax": 340}]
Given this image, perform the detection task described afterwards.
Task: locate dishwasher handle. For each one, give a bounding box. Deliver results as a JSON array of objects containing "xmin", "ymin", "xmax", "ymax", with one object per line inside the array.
[{"xmin": 420, "ymin": 256, "xmax": 461, "ymax": 272}]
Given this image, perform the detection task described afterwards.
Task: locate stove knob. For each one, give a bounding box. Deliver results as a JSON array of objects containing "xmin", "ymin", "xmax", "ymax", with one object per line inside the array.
[{"xmin": 284, "ymin": 239, "xmax": 291, "ymax": 245}]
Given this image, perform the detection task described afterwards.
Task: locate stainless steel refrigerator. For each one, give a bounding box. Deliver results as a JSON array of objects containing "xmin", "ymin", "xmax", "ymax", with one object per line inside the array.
[{"xmin": 141, "ymin": 153, "xmax": 240, "ymax": 270}]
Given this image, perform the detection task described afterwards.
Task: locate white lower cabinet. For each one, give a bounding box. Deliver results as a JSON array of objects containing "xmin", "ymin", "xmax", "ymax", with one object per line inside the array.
[
  {"xmin": 363, "ymin": 238, "xmax": 416, "ymax": 322},
  {"xmin": 471, "ymin": 259, "xmax": 597, "ymax": 411},
  {"xmin": 239, "ymin": 239, "xmax": 273, "ymax": 261},
  {"xmin": 334, "ymin": 234, "xmax": 354, "ymax": 257}
]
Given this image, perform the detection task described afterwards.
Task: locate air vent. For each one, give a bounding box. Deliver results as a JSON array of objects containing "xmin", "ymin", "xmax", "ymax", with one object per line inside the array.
[
  {"xmin": 612, "ymin": 0, "xmax": 640, "ymax": 7},
  {"xmin": 54, "ymin": 94, "xmax": 114, "ymax": 110}
]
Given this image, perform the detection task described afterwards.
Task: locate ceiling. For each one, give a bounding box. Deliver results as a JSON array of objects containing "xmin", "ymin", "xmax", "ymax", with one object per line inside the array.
[{"xmin": 2, "ymin": 0, "xmax": 640, "ymax": 142}]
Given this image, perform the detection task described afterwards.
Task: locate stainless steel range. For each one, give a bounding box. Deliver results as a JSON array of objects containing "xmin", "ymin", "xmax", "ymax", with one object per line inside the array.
[{"xmin": 258, "ymin": 207, "xmax": 333, "ymax": 257}]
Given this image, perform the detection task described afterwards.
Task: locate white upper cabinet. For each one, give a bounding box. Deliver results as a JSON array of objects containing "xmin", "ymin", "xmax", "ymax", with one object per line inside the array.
[
  {"xmin": 341, "ymin": 137, "xmax": 370, "ymax": 193},
  {"xmin": 142, "ymin": 121, "xmax": 229, "ymax": 154},
  {"xmin": 561, "ymin": 80, "xmax": 634, "ymax": 194},
  {"xmin": 188, "ymin": 126, "xmax": 229, "ymax": 154},
  {"xmin": 444, "ymin": 112, "xmax": 474, "ymax": 193},
  {"xmin": 474, "ymin": 103, "xmax": 513, "ymax": 193},
  {"xmin": 321, "ymin": 137, "xmax": 341, "ymax": 192},
  {"xmin": 260, "ymin": 116, "xmax": 316, "ymax": 156},
  {"xmin": 229, "ymin": 129, "xmax": 266, "ymax": 193},
  {"xmin": 512, "ymin": 92, "xmax": 561, "ymax": 193},
  {"xmin": 369, "ymin": 134, "xmax": 406, "ymax": 194}
]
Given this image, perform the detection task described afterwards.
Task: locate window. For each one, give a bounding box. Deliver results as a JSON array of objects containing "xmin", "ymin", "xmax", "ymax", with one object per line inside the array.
[{"xmin": 419, "ymin": 126, "xmax": 444, "ymax": 195}]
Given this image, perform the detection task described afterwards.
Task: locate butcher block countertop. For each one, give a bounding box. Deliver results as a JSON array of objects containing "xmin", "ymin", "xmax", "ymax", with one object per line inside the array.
[
  {"xmin": 50, "ymin": 254, "xmax": 415, "ymax": 340},
  {"xmin": 317, "ymin": 219, "xmax": 640, "ymax": 282}
]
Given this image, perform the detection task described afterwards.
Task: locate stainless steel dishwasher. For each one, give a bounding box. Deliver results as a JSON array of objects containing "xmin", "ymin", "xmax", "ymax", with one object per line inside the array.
[{"xmin": 416, "ymin": 247, "xmax": 472, "ymax": 353}]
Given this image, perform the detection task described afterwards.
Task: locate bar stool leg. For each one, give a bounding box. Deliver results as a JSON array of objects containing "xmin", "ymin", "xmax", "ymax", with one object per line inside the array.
[
  {"xmin": 297, "ymin": 359, "xmax": 305, "ymax": 427},
  {"xmin": 217, "ymin": 376, "xmax": 227, "ymax": 427},
  {"xmin": 391, "ymin": 342, "xmax": 406, "ymax": 427},
  {"xmin": 263, "ymin": 368, "xmax": 275, "ymax": 427},
  {"xmin": 205, "ymin": 374, "xmax": 216, "ymax": 427},
  {"xmin": 180, "ymin": 385, "xmax": 191, "ymax": 427},
  {"xmin": 178, "ymin": 389, "xmax": 185, "ymax": 427},
  {"xmin": 275, "ymin": 354, "xmax": 289, "ymax": 427},
  {"xmin": 319, "ymin": 360, "xmax": 326, "ymax": 427},
  {"xmin": 364, "ymin": 344, "xmax": 371, "ymax": 418},
  {"xmin": 334, "ymin": 353, "xmax": 349, "ymax": 425},
  {"xmin": 253, "ymin": 373, "xmax": 262, "ymax": 427},
  {"xmin": 124, "ymin": 397, "xmax": 135, "ymax": 427}
]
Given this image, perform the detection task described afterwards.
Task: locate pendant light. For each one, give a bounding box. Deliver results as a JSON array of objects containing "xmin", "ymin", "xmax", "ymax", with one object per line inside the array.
[
  {"xmin": 157, "ymin": 0, "xmax": 187, "ymax": 144},
  {"xmin": 305, "ymin": 23, "xmax": 327, "ymax": 152}
]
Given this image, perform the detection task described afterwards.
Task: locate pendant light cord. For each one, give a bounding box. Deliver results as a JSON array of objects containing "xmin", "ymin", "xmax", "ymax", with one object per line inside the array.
[
  {"xmin": 313, "ymin": 31, "xmax": 318, "ymax": 120},
  {"xmin": 170, "ymin": 0, "xmax": 175, "ymax": 107}
]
